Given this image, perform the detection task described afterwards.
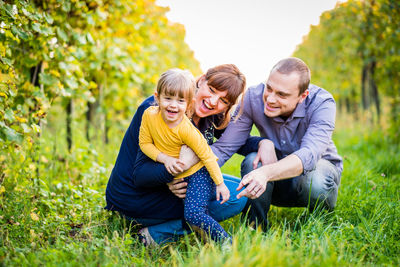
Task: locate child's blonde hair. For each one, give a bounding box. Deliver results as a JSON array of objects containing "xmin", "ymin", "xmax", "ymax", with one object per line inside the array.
[{"xmin": 156, "ymin": 68, "xmax": 196, "ymax": 116}]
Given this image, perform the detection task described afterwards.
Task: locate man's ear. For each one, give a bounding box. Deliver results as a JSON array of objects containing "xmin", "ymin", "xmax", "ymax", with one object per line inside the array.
[{"xmin": 299, "ymin": 89, "xmax": 309, "ymax": 104}]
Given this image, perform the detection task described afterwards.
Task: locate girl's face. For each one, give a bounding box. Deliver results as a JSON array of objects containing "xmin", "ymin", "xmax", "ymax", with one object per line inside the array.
[
  {"xmin": 193, "ymin": 76, "xmax": 230, "ymax": 119},
  {"xmin": 157, "ymin": 92, "xmax": 188, "ymax": 127}
]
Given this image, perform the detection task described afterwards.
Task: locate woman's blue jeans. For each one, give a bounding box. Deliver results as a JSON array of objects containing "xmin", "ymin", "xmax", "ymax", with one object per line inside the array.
[{"xmin": 130, "ymin": 174, "xmax": 247, "ymax": 244}]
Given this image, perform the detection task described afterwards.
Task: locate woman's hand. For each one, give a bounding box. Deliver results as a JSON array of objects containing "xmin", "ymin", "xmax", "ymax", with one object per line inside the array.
[
  {"xmin": 252, "ymin": 139, "xmax": 278, "ymax": 169},
  {"xmin": 167, "ymin": 179, "xmax": 187, "ymax": 199},
  {"xmin": 216, "ymin": 182, "xmax": 230, "ymax": 204},
  {"xmin": 179, "ymin": 145, "xmax": 200, "ymax": 171}
]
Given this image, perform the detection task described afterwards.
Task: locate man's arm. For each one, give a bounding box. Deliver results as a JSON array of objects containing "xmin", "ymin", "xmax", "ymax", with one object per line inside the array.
[
  {"xmin": 211, "ymin": 90, "xmax": 255, "ymax": 166},
  {"xmin": 237, "ymin": 154, "xmax": 303, "ymax": 199},
  {"xmin": 292, "ymin": 98, "xmax": 336, "ymax": 174},
  {"xmin": 237, "ymin": 96, "xmax": 337, "ymax": 199}
]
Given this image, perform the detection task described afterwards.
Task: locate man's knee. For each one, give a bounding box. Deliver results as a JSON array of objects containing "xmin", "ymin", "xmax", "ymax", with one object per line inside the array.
[
  {"xmin": 299, "ymin": 160, "xmax": 340, "ymax": 210},
  {"xmin": 241, "ymin": 152, "xmax": 260, "ymax": 177}
]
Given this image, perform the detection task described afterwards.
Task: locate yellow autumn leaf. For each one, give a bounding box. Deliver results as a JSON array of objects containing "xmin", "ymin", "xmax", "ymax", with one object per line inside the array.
[
  {"xmin": 22, "ymin": 81, "xmax": 33, "ymax": 90},
  {"xmin": 50, "ymin": 69, "xmax": 61, "ymax": 77},
  {"xmin": 89, "ymin": 81, "xmax": 97, "ymax": 89},
  {"xmin": 31, "ymin": 124, "xmax": 41, "ymax": 133},
  {"xmin": 0, "ymin": 186, "xmax": 5, "ymax": 195},
  {"xmin": 30, "ymin": 212, "xmax": 39, "ymax": 221},
  {"xmin": 15, "ymin": 116, "xmax": 27, "ymax": 123}
]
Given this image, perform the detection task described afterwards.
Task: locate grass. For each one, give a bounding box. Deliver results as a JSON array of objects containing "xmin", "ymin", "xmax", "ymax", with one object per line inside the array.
[{"xmin": 0, "ymin": 110, "xmax": 399, "ymax": 266}]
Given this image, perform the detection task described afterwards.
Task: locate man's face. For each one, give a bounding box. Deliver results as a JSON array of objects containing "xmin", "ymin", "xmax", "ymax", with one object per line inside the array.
[{"xmin": 262, "ymin": 70, "xmax": 309, "ymax": 118}]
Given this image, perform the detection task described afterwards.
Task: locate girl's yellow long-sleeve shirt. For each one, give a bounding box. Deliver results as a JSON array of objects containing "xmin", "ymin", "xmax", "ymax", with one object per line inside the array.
[{"xmin": 139, "ymin": 106, "xmax": 223, "ymax": 185}]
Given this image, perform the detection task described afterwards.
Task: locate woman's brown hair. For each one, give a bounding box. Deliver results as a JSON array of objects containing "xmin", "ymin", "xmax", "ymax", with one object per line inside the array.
[{"xmin": 203, "ymin": 64, "xmax": 246, "ymax": 129}]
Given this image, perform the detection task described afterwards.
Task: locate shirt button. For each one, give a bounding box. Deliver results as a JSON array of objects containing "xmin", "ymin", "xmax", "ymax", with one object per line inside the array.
[{"xmin": 282, "ymin": 140, "xmax": 286, "ymax": 145}]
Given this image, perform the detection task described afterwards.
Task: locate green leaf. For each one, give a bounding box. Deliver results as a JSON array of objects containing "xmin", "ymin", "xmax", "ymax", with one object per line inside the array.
[
  {"xmin": 11, "ymin": 26, "xmax": 29, "ymax": 41},
  {"xmin": 3, "ymin": 4, "xmax": 16, "ymax": 19},
  {"xmin": 62, "ymin": 1, "xmax": 71, "ymax": 12},
  {"xmin": 31, "ymin": 23, "xmax": 53, "ymax": 36},
  {"xmin": 73, "ymin": 48, "xmax": 86, "ymax": 60},
  {"xmin": 86, "ymin": 33, "xmax": 94, "ymax": 44},
  {"xmin": 44, "ymin": 13, "xmax": 54, "ymax": 24},
  {"xmin": 41, "ymin": 26, "xmax": 53, "ymax": 36},
  {"xmin": 21, "ymin": 123, "xmax": 31, "ymax": 133},
  {"xmin": 75, "ymin": 34, "xmax": 87, "ymax": 45},
  {"xmin": 32, "ymin": 23, "xmax": 41, "ymax": 33},
  {"xmin": 0, "ymin": 125, "xmax": 22, "ymax": 142},
  {"xmin": 57, "ymin": 28, "xmax": 68, "ymax": 42},
  {"xmin": 65, "ymin": 77, "xmax": 78, "ymax": 90},
  {"xmin": 0, "ymin": 56, "xmax": 13, "ymax": 66},
  {"xmin": 4, "ymin": 109, "xmax": 15, "ymax": 122},
  {"xmin": 39, "ymin": 73, "xmax": 59, "ymax": 86}
]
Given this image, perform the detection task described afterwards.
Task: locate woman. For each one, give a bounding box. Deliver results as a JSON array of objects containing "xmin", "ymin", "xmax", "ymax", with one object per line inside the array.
[{"xmin": 105, "ymin": 64, "xmax": 262, "ymax": 245}]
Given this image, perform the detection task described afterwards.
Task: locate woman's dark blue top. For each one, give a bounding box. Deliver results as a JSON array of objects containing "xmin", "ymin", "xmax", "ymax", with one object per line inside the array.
[{"xmin": 105, "ymin": 96, "xmax": 261, "ymax": 220}]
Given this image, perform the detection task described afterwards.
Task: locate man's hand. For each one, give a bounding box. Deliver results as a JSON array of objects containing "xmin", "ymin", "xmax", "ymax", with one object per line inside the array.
[
  {"xmin": 252, "ymin": 139, "xmax": 277, "ymax": 170},
  {"xmin": 216, "ymin": 182, "xmax": 230, "ymax": 204},
  {"xmin": 167, "ymin": 178, "xmax": 187, "ymax": 199},
  {"xmin": 237, "ymin": 168, "xmax": 268, "ymax": 199},
  {"xmin": 179, "ymin": 145, "xmax": 200, "ymax": 171}
]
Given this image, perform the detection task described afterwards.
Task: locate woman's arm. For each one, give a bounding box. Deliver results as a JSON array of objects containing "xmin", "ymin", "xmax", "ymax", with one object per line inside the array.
[
  {"xmin": 132, "ymin": 149, "xmax": 174, "ymax": 187},
  {"xmin": 236, "ymin": 136, "xmax": 264, "ymax": 156}
]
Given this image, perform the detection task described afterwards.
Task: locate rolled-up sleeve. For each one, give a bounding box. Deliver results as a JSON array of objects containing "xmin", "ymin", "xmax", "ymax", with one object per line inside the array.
[
  {"xmin": 293, "ymin": 98, "xmax": 336, "ymax": 173},
  {"xmin": 211, "ymin": 91, "xmax": 254, "ymax": 166}
]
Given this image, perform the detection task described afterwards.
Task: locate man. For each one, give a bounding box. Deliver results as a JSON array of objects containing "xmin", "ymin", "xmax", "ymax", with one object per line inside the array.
[{"xmin": 211, "ymin": 57, "xmax": 343, "ymax": 230}]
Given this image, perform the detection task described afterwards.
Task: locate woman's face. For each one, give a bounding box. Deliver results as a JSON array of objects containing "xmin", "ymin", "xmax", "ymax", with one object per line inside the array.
[{"xmin": 193, "ymin": 76, "xmax": 230, "ymax": 118}]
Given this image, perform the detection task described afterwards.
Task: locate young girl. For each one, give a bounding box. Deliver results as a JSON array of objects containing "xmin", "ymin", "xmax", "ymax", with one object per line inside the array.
[{"xmin": 138, "ymin": 68, "xmax": 231, "ymax": 243}]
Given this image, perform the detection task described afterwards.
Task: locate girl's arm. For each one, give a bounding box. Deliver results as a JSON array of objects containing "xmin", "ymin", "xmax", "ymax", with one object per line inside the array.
[
  {"xmin": 181, "ymin": 124, "xmax": 223, "ymax": 185},
  {"xmin": 139, "ymin": 109, "xmax": 184, "ymax": 175},
  {"xmin": 138, "ymin": 109, "xmax": 161, "ymax": 162}
]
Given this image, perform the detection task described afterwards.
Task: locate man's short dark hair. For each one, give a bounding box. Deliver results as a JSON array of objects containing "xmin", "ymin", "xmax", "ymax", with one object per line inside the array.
[{"xmin": 271, "ymin": 57, "xmax": 311, "ymax": 95}]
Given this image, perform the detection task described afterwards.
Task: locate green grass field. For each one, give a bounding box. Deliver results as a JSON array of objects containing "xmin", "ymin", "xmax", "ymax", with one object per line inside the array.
[{"xmin": 1, "ymin": 113, "xmax": 399, "ymax": 266}]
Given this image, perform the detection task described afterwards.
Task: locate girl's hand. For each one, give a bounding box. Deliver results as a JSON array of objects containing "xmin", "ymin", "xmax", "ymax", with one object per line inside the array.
[
  {"xmin": 161, "ymin": 155, "xmax": 185, "ymax": 175},
  {"xmin": 216, "ymin": 182, "xmax": 230, "ymax": 204}
]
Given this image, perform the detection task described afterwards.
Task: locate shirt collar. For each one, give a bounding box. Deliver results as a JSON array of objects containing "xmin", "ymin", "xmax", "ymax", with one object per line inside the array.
[{"xmin": 291, "ymin": 99, "xmax": 306, "ymax": 118}]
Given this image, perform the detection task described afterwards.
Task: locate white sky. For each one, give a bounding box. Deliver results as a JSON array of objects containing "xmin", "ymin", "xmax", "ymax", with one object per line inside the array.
[{"xmin": 156, "ymin": 0, "xmax": 340, "ymax": 87}]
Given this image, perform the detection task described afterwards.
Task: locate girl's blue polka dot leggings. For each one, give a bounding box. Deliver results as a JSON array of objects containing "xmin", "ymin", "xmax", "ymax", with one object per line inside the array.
[{"xmin": 184, "ymin": 167, "xmax": 230, "ymax": 242}]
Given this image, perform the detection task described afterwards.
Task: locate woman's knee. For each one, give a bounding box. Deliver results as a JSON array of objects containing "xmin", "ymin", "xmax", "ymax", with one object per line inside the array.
[{"xmin": 241, "ymin": 152, "xmax": 258, "ymax": 177}]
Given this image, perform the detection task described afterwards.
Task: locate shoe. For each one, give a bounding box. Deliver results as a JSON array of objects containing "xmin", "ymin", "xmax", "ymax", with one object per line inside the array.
[
  {"xmin": 137, "ymin": 227, "xmax": 158, "ymax": 247},
  {"xmin": 220, "ymin": 237, "xmax": 232, "ymax": 253}
]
